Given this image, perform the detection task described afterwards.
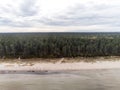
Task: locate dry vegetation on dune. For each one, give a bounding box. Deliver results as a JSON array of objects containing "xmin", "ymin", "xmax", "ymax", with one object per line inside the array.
[{"xmin": 0, "ymin": 56, "xmax": 120, "ymax": 64}]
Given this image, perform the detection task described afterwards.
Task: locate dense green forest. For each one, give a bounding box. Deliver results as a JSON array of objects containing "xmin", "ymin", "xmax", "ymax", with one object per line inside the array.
[{"xmin": 0, "ymin": 32, "xmax": 120, "ymax": 59}]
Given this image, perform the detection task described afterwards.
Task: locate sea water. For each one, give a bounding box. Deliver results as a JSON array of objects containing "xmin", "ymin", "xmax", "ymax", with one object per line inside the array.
[{"xmin": 0, "ymin": 69, "xmax": 120, "ymax": 90}]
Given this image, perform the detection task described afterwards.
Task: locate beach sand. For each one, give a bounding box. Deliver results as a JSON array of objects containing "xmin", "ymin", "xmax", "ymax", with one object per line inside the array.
[{"xmin": 1, "ymin": 57, "xmax": 120, "ymax": 74}]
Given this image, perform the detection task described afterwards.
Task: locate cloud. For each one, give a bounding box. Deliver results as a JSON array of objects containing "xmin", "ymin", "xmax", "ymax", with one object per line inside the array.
[
  {"xmin": 19, "ymin": 0, "xmax": 38, "ymax": 17},
  {"xmin": 0, "ymin": 0, "xmax": 120, "ymax": 32},
  {"xmin": 0, "ymin": 0, "xmax": 40, "ymax": 27},
  {"xmin": 0, "ymin": 17, "xmax": 12, "ymax": 25},
  {"xmin": 40, "ymin": 3, "xmax": 120, "ymax": 28}
]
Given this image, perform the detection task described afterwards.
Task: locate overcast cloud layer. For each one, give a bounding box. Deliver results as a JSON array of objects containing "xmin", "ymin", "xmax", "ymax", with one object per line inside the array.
[{"xmin": 0, "ymin": 0, "xmax": 120, "ymax": 32}]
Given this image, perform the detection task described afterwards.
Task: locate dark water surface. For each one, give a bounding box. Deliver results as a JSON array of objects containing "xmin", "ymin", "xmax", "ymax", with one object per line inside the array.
[{"xmin": 0, "ymin": 69, "xmax": 120, "ymax": 90}]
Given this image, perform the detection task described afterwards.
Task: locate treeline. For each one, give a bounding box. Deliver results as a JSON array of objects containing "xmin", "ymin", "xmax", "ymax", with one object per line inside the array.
[{"xmin": 0, "ymin": 32, "xmax": 120, "ymax": 58}]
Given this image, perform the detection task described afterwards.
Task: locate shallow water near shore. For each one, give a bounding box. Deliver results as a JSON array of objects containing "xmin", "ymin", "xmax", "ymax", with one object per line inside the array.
[{"xmin": 0, "ymin": 69, "xmax": 120, "ymax": 90}]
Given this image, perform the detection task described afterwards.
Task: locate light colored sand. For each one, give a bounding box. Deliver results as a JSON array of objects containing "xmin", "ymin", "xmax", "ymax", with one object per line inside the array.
[{"xmin": 1, "ymin": 60, "xmax": 120, "ymax": 71}]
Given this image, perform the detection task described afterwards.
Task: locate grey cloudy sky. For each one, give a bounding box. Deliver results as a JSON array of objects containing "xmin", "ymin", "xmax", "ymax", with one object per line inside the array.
[{"xmin": 0, "ymin": 0, "xmax": 120, "ymax": 32}]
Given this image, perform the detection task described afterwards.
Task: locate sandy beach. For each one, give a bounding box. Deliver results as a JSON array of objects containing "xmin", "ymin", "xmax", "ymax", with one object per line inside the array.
[{"xmin": 1, "ymin": 57, "xmax": 120, "ymax": 73}]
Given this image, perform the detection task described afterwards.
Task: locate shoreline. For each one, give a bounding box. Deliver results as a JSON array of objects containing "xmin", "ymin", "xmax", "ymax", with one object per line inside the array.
[{"xmin": 1, "ymin": 59, "xmax": 120, "ymax": 74}]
